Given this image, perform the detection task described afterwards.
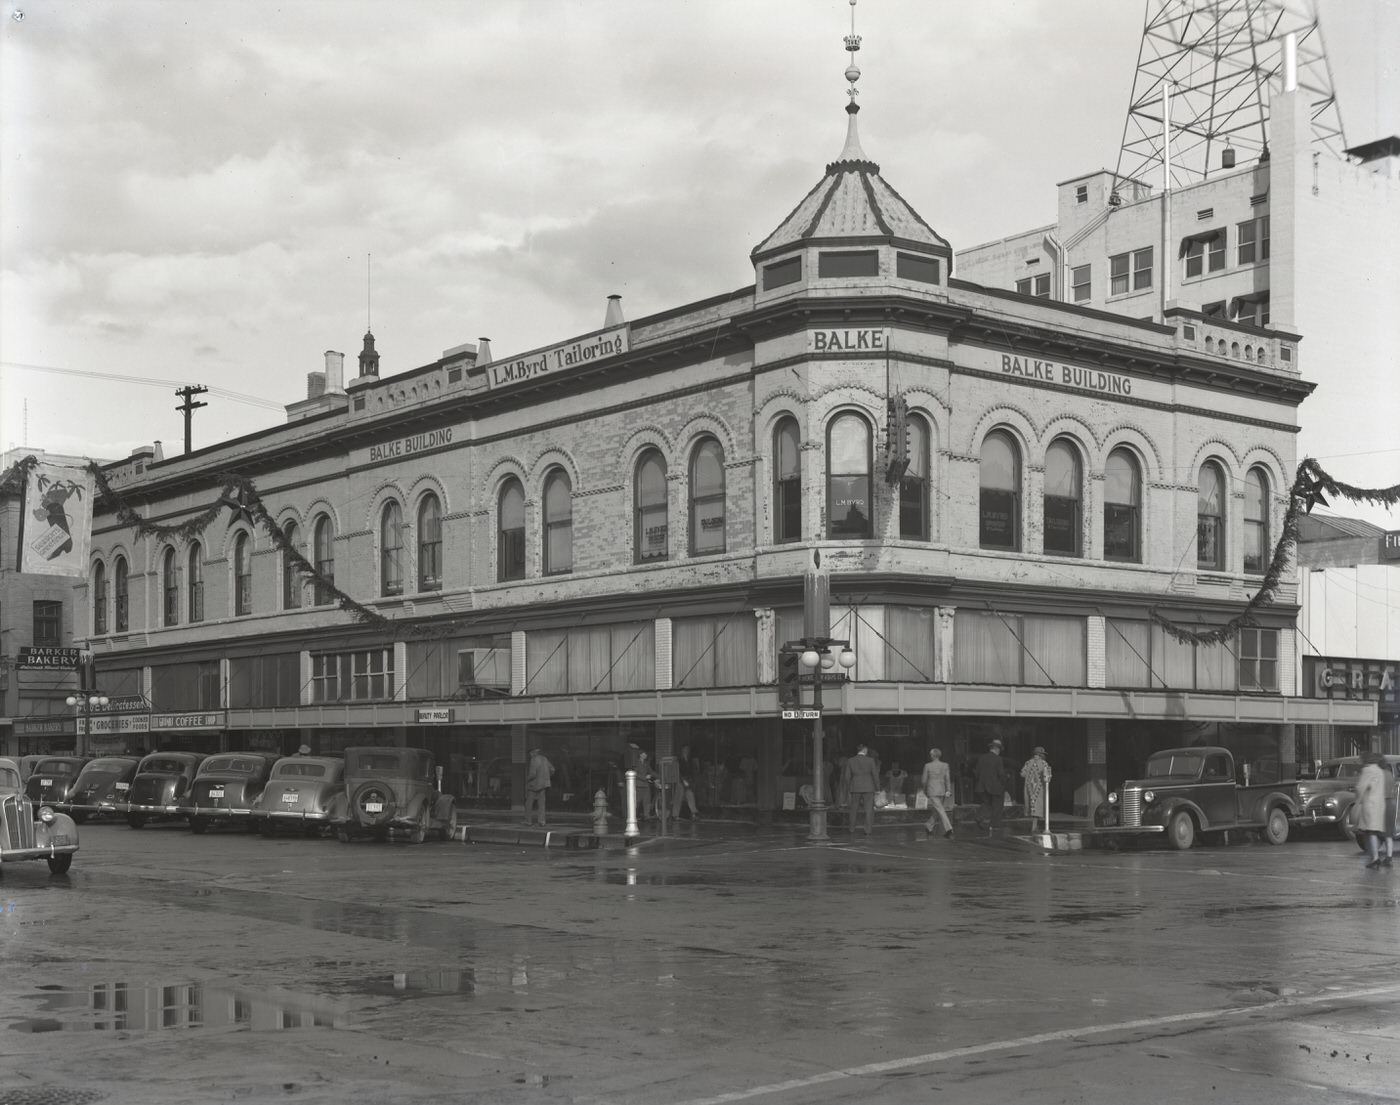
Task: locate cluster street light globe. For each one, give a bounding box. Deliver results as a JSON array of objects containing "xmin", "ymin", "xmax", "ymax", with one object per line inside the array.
[
  {"xmin": 798, "ymin": 640, "xmax": 856, "ymax": 844},
  {"xmin": 65, "ymin": 692, "xmax": 110, "ymax": 756}
]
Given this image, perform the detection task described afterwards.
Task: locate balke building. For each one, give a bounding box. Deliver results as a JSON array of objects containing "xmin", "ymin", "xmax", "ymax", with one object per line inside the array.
[{"xmin": 75, "ymin": 47, "xmax": 1375, "ymax": 818}]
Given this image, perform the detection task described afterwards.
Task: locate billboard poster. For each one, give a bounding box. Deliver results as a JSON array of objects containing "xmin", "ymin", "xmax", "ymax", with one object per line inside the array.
[{"xmin": 19, "ymin": 461, "xmax": 93, "ymax": 577}]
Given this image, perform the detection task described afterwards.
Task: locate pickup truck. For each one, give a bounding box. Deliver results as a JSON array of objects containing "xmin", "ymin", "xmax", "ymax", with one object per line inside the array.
[{"xmin": 1093, "ymin": 745, "xmax": 1298, "ymax": 850}]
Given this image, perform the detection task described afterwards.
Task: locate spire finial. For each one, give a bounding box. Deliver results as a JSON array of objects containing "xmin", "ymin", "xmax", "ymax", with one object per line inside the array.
[
  {"xmin": 830, "ymin": 0, "xmax": 873, "ymax": 169},
  {"xmin": 843, "ymin": 0, "xmax": 861, "ymax": 110}
]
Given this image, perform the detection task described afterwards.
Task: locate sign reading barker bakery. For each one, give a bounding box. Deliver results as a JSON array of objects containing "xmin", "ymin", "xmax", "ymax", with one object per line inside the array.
[{"xmin": 482, "ymin": 326, "xmax": 629, "ymax": 390}]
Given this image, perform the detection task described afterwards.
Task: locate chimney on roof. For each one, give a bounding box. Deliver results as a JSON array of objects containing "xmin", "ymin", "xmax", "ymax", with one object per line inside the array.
[
  {"xmin": 604, "ymin": 294, "xmax": 625, "ymax": 328},
  {"xmin": 324, "ymin": 350, "xmax": 345, "ymax": 393},
  {"xmin": 152, "ymin": 441, "xmax": 164, "ymax": 462},
  {"xmin": 476, "ymin": 337, "xmax": 492, "ymax": 364}
]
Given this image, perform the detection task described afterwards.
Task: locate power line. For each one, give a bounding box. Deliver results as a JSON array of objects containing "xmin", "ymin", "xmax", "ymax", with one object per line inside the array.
[{"xmin": 0, "ymin": 360, "xmax": 286, "ymax": 411}]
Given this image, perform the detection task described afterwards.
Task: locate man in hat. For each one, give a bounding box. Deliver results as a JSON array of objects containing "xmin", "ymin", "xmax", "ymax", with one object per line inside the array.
[
  {"xmin": 974, "ymin": 738, "xmax": 1010, "ymax": 833},
  {"xmin": 525, "ymin": 746, "xmax": 554, "ymax": 826},
  {"xmin": 921, "ymin": 747, "xmax": 954, "ymax": 839},
  {"xmin": 842, "ymin": 744, "xmax": 882, "ymax": 836}
]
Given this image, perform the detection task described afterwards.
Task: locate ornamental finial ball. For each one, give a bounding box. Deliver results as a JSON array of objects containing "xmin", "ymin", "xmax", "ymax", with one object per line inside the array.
[{"xmin": 845, "ymin": 63, "xmax": 861, "ymax": 83}]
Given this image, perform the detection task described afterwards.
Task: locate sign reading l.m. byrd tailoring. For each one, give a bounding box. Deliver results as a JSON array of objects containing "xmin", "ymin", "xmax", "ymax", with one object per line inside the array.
[{"xmin": 482, "ymin": 326, "xmax": 629, "ymax": 390}]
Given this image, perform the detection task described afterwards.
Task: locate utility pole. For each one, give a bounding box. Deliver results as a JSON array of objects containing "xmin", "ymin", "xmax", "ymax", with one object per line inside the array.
[{"xmin": 175, "ymin": 385, "xmax": 209, "ymax": 455}]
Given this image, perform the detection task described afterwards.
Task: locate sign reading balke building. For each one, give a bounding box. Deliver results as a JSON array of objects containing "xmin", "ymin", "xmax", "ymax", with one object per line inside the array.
[{"xmin": 484, "ymin": 326, "xmax": 629, "ymax": 390}]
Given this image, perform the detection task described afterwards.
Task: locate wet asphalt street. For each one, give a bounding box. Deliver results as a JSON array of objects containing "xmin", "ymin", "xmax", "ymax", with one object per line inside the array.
[{"xmin": 0, "ymin": 815, "xmax": 1397, "ymax": 1105}]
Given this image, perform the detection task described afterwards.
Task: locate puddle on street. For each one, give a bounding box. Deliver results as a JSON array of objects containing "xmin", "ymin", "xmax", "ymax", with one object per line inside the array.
[{"xmin": 7, "ymin": 968, "xmax": 473, "ymax": 1033}]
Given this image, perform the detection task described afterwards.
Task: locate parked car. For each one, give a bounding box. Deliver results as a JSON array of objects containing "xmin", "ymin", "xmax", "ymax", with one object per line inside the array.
[
  {"xmin": 24, "ymin": 756, "xmax": 90, "ymax": 808},
  {"xmin": 1293, "ymin": 754, "xmax": 1400, "ymax": 839},
  {"xmin": 250, "ymin": 755, "xmax": 346, "ymax": 836},
  {"xmin": 17, "ymin": 755, "xmax": 48, "ymax": 786},
  {"xmin": 65, "ymin": 755, "xmax": 141, "ymax": 822},
  {"xmin": 1094, "ymin": 746, "xmax": 1298, "ymax": 849},
  {"xmin": 126, "ymin": 752, "xmax": 205, "ymax": 828},
  {"xmin": 0, "ymin": 756, "xmax": 80, "ymax": 874},
  {"xmin": 1340, "ymin": 755, "xmax": 1400, "ymax": 850},
  {"xmin": 182, "ymin": 752, "xmax": 280, "ymax": 833},
  {"xmin": 330, "ymin": 747, "xmax": 456, "ymax": 843}
]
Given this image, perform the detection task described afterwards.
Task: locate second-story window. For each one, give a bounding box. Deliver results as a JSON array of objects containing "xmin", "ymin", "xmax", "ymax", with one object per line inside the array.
[
  {"xmin": 92, "ymin": 562, "xmax": 108, "ymax": 635},
  {"xmin": 498, "ymin": 479, "xmax": 525, "ymax": 581},
  {"xmin": 313, "ymin": 515, "xmax": 335, "ymax": 605},
  {"xmin": 1104, "ymin": 448, "xmax": 1141, "ymax": 562},
  {"xmin": 634, "ymin": 450, "xmax": 669, "ymax": 563},
  {"xmin": 827, "ymin": 413, "xmax": 872, "ymax": 539},
  {"xmin": 114, "ymin": 556, "xmax": 129, "ymax": 632},
  {"xmin": 689, "ymin": 439, "xmax": 726, "ymax": 556},
  {"xmin": 380, "ymin": 501, "xmax": 403, "ymax": 596},
  {"xmin": 162, "ymin": 546, "xmax": 179, "ymax": 626},
  {"xmin": 281, "ymin": 523, "xmax": 300, "ymax": 609},
  {"xmin": 417, "ymin": 494, "xmax": 442, "ymax": 591},
  {"xmin": 33, "ymin": 600, "xmax": 62, "ymax": 647},
  {"xmin": 774, "ymin": 418, "xmax": 801, "ymax": 544},
  {"xmin": 542, "ymin": 471, "xmax": 572, "ymax": 575},
  {"xmin": 188, "ymin": 541, "xmax": 204, "ymax": 622},
  {"xmin": 899, "ymin": 415, "xmax": 929, "ymax": 540},
  {"xmin": 1197, "ymin": 461, "xmax": 1226, "ymax": 571},
  {"xmin": 979, "ymin": 431, "xmax": 1021, "ymax": 550},
  {"xmin": 1043, "ymin": 440, "xmax": 1082, "ymax": 557},
  {"xmin": 1244, "ymin": 468, "xmax": 1270, "ymax": 575},
  {"xmin": 234, "ymin": 533, "xmax": 252, "ymax": 615}
]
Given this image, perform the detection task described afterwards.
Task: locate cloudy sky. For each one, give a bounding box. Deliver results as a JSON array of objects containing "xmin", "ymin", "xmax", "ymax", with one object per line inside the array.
[{"xmin": 2, "ymin": 0, "xmax": 1397, "ymax": 524}]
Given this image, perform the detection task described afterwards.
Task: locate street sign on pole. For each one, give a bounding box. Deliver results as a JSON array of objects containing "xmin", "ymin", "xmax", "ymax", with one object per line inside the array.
[{"xmin": 781, "ymin": 709, "xmax": 821, "ymax": 720}]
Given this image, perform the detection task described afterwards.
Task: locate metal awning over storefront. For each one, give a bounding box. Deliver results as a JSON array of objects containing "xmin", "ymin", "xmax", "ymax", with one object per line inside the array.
[{"xmin": 224, "ymin": 684, "xmax": 1378, "ymax": 730}]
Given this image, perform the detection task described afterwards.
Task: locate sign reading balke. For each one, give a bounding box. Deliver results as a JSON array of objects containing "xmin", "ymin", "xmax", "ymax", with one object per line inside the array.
[
  {"xmin": 486, "ymin": 327, "xmax": 629, "ymax": 389},
  {"xmin": 1001, "ymin": 354, "xmax": 1132, "ymax": 396}
]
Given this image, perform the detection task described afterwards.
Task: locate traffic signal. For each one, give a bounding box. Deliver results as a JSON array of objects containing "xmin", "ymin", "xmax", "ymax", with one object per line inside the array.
[{"xmin": 778, "ymin": 649, "xmax": 802, "ymax": 707}]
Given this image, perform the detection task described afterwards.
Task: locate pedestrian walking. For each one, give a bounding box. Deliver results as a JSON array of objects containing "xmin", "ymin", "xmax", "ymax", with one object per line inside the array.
[
  {"xmin": 672, "ymin": 744, "xmax": 700, "ymax": 821},
  {"xmin": 842, "ymin": 743, "xmax": 881, "ymax": 836},
  {"xmin": 1354, "ymin": 751, "xmax": 1392, "ymax": 869},
  {"xmin": 974, "ymin": 739, "xmax": 1010, "ymax": 832},
  {"xmin": 885, "ymin": 762, "xmax": 908, "ymax": 807},
  {"xmin": 921, "ymin": 747, "xmax": 954, "ymax": 839},
  {"xmin": 1020, "ymin": 746, "xmax": 1052, "ymax": 830},
  {"xmin": 525, "ymin": 747, "xmax": 554, "ymax": 826}
]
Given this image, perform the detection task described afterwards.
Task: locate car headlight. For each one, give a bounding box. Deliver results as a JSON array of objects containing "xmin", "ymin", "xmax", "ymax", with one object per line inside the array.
[
  {"xmin": 1107, "ymin": 792, "xmax": 1119, "ymax": 805},
  {"xmin": 39, "ymin": 806, "xmax": 56, "ymax": 823},
  {"xmin": 1143, "ymin": 790, "xmax": 1155, "ymax": 804}
]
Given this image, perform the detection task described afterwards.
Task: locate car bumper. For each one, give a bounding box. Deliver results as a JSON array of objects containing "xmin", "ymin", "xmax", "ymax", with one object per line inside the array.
[
  {"xmin": 2, "ymin": 842, "xmax": 79, "ymax": 861},
  {"xmin": 128, "ymin": 803, "xmax": 182, "ymax": 815},
  {"xmin": 1092, "ymin": 825, "xmax": 1166, "ymax": 835},
  {"xmin": 69, "ymin": 801, "xmax": 130, "ymax": 816},
  {"xmin": 258, "ymin": 809, "xmax": 331, "ymax": 821},
  {"xmin": 1291, "ymin": 811, "xmax": 1341, "ymax": 825}
]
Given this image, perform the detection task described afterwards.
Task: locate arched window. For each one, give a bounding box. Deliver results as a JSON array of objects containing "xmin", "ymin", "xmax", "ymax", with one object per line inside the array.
[
  {"xmin": 634, "ymin": 450, "xmax": 668, "ymax": 563},
  {"xmin": 162, "ymin": 546, "xmax": 179, "ymax": 626},
  {"xmin": 498, "ymin": 479, "xmax": 525, "ymax": 581},
  {"xmin": 1043, "ymin": 439, "xmax": 1082, "ymax": 557},
  {"xmin": 418, "ymin": 494, "xmax": 442, "ymax": 591},
  {"xmin": 114, "ymin": 556, "xmax": 129, "ymax": 632},
  {"xmin": 1104, "ymin": 448, "xmax": 1141, "ymax": 562},
  {"xmin": 899, "ymin": 415, "xmax": 930, "ymax": 540},
  {"xmin": 188, "ymin": 542, "xmax": 204, "ymax": 622},
  {"xmin": 979, "ymin": 431, "xmax": 1021, "ymax": 550},
  {"xmin": 313, "ymin": 515, "xmax": 335, "ymax": 605},
  {"xmin": 1244, "ymin": 467, "xmax": 1270, "ymax": 575},
  {"xmin": 379, "ymin": 501, "xmax": 404, "ymax": 595},
  {"xmin": 281, "ymin": 523, "xmax": 300, "ymax": 610},
  {"xmin": 773, "ymin": 418, "xmax": 802, "ymax": 544},
  {"xmin": 92, "ymin": 562, "xmax": 108, "ymax": 635},
  {"xmin": 234, "ymin": 533, "xmax": 252, "ymax": 616},
  {"xmin": 543, "ymin": 470, "xmax": 572, "ymax": 575},
  {"xmin": 1197, "ymin": 461, "xmax": 1225, "ymax": 570},
  {"xmin": 827, "ymin": 413, "xmax": 872, "ymax": 538},
  {"xmin": 689, "ymin": 438, "xmax": 726, "ymax": 555}
]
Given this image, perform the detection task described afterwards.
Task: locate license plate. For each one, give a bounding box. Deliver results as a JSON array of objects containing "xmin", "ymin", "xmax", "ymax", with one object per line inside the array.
[
  {"xmin": 40, "ymin": 778, "xmax": 53, "ymax": 786},
  {"xmin": 116, "ymin": 782, "xmax": 129, "ymax": 791},
  {"xmin": 209, "ymin": 788, "xmax": 225, "ymax": 799},
  {"xmin": 280, "ymin": 791, "xmax": 300, "ymax": 804},
  {"xmin": 365, "ymin": 801, "xmax": 383, "ymax": 813}
]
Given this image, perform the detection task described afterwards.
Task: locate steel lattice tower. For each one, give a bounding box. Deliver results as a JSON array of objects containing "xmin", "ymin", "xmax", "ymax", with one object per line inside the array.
[{"xmin": 1115, "ymin": 0, "xmax": 1346, "ymax": 188}]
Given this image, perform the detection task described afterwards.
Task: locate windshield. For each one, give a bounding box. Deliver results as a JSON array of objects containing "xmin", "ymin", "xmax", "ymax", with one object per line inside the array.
[
  {"xmin": 1317, "ymin": 761, "xmax": 1361, "ymax": 780},
  {"xmin": 1143, "ymin": 753, "xmax": 1204, "ymax": 778}
]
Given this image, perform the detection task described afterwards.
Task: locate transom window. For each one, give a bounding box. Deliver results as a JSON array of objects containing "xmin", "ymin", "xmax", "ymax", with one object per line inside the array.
[
  {"xmin": 826, "ymin": 413, "xmax": 872, "ymax": 539},
  {"xmin": 1043, "ymin": 440, "xmax": 1082, "ymax": 557},
  {"xmin": 774, "ymin": 418, "xmax": 801, "ymax": 544},
  {"xmin": 979, "ymin": 431, "xmax": 1021, "ymax": 550},
  {"xmin": 543, "ymin": 470, "xmax": 572, "ymax": 575},
  {"xmin": 1104, "ymin": 448, "xmax": 1141, "ymax": 562},
  {"xmin": 634, "ymin": 450, "xmax": 669, "ymax": 563},
  {"xmin": 689, "ymin": 439, "xmax": 726, "ymax": 556},
  {"xmin": 1197, "ymin": 462, "xmax": 1226, "ymax": 571},
  {"xmin": 498, "ymin": 479, "xmax": 526, "ymax": 581}
]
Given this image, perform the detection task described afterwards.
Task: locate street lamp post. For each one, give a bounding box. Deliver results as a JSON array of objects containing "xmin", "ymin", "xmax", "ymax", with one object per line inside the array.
[
  {"xmin": 65, "ymin": 692, "xmax": 110, "ymax": 757},
  {"xmin": 794, "ymin": 636, "xmax": 856, "ymax": 844}
]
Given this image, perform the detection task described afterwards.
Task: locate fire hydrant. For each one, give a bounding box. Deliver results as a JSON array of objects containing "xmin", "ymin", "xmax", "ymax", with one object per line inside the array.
[{"xmin": 592, "ymin": 789, "xmax": 610, "ymax": 835}]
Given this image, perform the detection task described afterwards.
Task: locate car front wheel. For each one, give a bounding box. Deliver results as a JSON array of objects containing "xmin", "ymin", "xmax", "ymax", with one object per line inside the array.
[
  {"xmin": 1261, "ymin": 807, "xmax": 1290, "ymax": 845},
  {"xmin": 127, "ymin": 814, "xmax": 146, "ymax": 829},
  {"xmin": 48, "ymin": 854, "xmax": 73, "ymax": 875}
]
